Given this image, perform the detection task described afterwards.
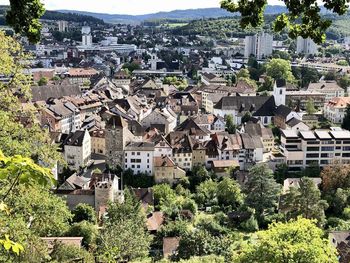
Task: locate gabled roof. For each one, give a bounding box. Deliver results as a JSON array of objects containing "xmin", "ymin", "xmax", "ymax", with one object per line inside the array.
[
  {"xmin": 175, "ymin": 118, "xmax": 210, "ymax": 136},
  {"xmin": 63, "ymin": 130, "xmax": 87, "ymax": 147},
  {"xmin": 274, "ymin": 105, "xmax": 292, "ymax": 118},
  {"xmin": 106, "ymin": 114, "xmax": 127, "ymax": 129}
]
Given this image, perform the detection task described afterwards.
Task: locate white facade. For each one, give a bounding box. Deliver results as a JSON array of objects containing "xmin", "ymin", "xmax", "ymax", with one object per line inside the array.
[
  {"xmin": 173, "ymin": 152, "xmax": 192, "ymax": 170},
  {"xmin": 81, "ymin": 26, "xmax": 92, "ymax": 47},
  {"xmin": 64, "ymin": 130, "xmax": 91, "ymax": 171},
  {"xmin": 244, "ymin": 32, "xmax": 273, "ymax": 59},
  {"xmin": 124, "ymin": 143, "xmax": 154, "ymax": 175},
  {"xmin": 57, "ymin": 20, "xmax": 68, "ymax": 32},
  {"xmin": 296, "ymin": 37, "xmax": 317, "ymax": 55}
]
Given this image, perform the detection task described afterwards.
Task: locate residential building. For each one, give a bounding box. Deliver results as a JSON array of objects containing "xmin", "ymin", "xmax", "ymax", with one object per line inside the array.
[
  {"xmin": 296, "ymin": 37, "xmax": 317, "ymax": 55},
  {"xmin": 153, "ymin": 156, "xmax": 186, "ymax": 184},
  {"xmin": 239, "ymin": 133, "xmax": 264, "ymax": 170},
  {"xmin": 244, "ymin": 32, "xmax": 273, "ymax": 59},
  {"xmin": 140, "ymin": 108, "xmax": 177, "ymax": 134},
  {"xmin": 90, "ymin": 130, "xmax": 105, "ymax": 155},
  {"xmin": 282, "ymin": 177, "xmax": 322, "ymax": 194},
  {"xmin": 201, "ymin": 72, "xmax": 227, "ymax": 86},
  {"xmin": 274, "ymin": 105, "xmax": 302, "ymax": 129},
  {"xmin": 280, "ymin": 128, "xmax": 350, "ymax": 171},
  {"xmin": 124, "ymin": 142, "xmax": 154, "ymax": 175},
  {"xmin": 57, "ymin": 20, "xmax": 68, "ymax": 32},
  {"xmin": 62, "ymin": 130, "xmax": 91, "ymax": 171},
  {"xmin": 307, "ymin": 81, "xmax": 344, "ymax": 101},
  {"xmin": 81, "ymin": 26, "xmax": 92, "ymax": 47},
  {"xmin": 166, "ymin": 132, "xmax": 193, "ymax": 170},
  {"xmin": 241, "ymin": 122, "xmax": 274, "ymax": 153},
  {"xmin": 324, "ymin": 97, "xmax": 350, "ymax": 124}
]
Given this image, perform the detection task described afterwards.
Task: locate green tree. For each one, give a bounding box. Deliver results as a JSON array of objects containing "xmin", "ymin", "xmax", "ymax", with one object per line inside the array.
[
  {"xmin": 97, "ymin": 189, "xmax": 151, "ymax": 262},
  {"xmin": 225, "ymin": 115, "xmax": 236, "ymax": 134},
  {"xmin": 50, "ymin": 242, "xmax": 94, "ymax": 263},
  {"xmin": 306, "ymin": 99, "xmax": 317, "ymax": 114},
  {"xmin": 217, "ymin": 177, "xmax": 243, "ymax": 209},
  {"xmin": 282, "ymin": 177, "xmax": 328, "ymax": 225},
  {"xmin": 153, "ymin": 184, "xmax": 177, "ymax": 206},
  {"xmin": 244, "ymin": 164, "xmax": 281, "ymax": 223},
  {"xmin": 236, "ymin": 68, "xmax": 250, "ymax": 79},
  {"xmin": 338, "ymin": 75, "xmax": 350, "ymax": 89},
  {"xmin": 241, "ymin": 112, "xmax": 252, "ymax": 124},
  {"xmin": 234, "ymin": 218, "xmax": 338, "ymax": 262},
  {"xmin": 195, "ymin": 180, "xmax": 218, "ymax": 208},
  {"xmin": 37, "ymin": 77, "xmax": 48, "ymax": 86},
  {"xmin": 266, "ymin": 58, "xmax": 295, "ymax": 83},
  {"xmin": 342, "ymin": 105, "xmax": 350, "ymax": 130},
  {"xmin": 72, "ymin": 204, "xmax": 96, "ymax": 224},
  {"xmin": 221, "ymin": 0, "xmax": 347, "ymax": 44},
  {"xmin": 122, "ymin": 61, "xmax": 140, "ymax": 72},
  {"xmin": 67, "ymin": 221, "xmax": 98, "ymax": 250}
]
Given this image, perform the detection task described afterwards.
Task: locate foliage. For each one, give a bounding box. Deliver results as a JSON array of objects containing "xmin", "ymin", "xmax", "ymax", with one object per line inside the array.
[
  {"xmin": 338, "ymin": 75, "xmax": 350, "ymax": 89},
  {"xmin": 244, "ymin": 164, "xmax": 281, "ymax": 224},
  {"xmin": 266, "ymin": 58, "xmax": 295, "ymax": 83},
  {"xmin": 123, "ymin": 169, "xmax": 155, "ymax": 188},
  {"xmin": 282, "ymin": 177, "xmax": 328, "ymax": 225},
  {"xmin": 6, "ymin": 0, "xmax": 45, "ymax": 43},
  {"xmin": 225, "ymin": 115, "xmax": 236, "ymax": 134},
  {"xmin": 236, "ymin": 68, "xmax": 250, "ymax": 79},
  {"xmin": 153, "ymin": 184, "xmax": 177, "ymax": 206},
  {"xmin": 241, "ymin": 112, "xmax": 252, "ymax": 124},
  {"xmin": 234, "ymin": 218, "xmax": 338, "ymax": 262},
  {"xmin": 337, "ymin": 59, "xmax": 349, "ymax": 66},
  {"xmin": 122, "ymin": 61, "xmax": 141, "ymax": 72},
  {"xmin": 342, "ymin": 105, "xmax": 350, "ymax": 131},
  {"xmin": 321, "ymin": 162, "xmax": 350, "ymax": 193},
  {"xmin": 67, "ymin": 221, "xmax": 98, "ymax": 250},
  {"xmin": 50, "ymin": 242, "xmax": 94, "ymax": 263},
  {"xmin": 97, "ymin": 189, "xmax": 151, "ymax": 262},
  {"xmin": 221, "ymin": 0, "xmax": 348, "ymax": 44},
  {"xmin": 195, "ymin": 180, "xmax": 218, "ymax": 208},
  {"xmin": 306, "ymin": 99, "xmax": 317, "ymax": 114},
  {"xmin": 217, "ymin": 177, "xmax": 243, "ymax": 209},
  {"xmin": 37, "ymin": 77, "xmax": 48, "ymax": 86},
  {"xmin": 164, "ymin": 76, "xmax": 188, "ymax": 90},
  {"xmin": 72, "ymin": 204, "xmax": 97, "ymax": 224}
]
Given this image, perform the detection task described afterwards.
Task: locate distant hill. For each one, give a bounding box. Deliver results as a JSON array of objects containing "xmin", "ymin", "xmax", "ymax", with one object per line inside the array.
[{"xmin": 57, "ymin": 6, "xmax": 290, "ymax": 24}]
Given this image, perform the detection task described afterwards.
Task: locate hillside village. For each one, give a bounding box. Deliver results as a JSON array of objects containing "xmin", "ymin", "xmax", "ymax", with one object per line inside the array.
[{"xmin": 2, "ymin": 3, "xmax": 350, "ymax": 262}]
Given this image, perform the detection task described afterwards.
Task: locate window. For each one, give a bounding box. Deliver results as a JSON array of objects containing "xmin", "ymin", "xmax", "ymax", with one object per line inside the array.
[
  {"xmin": 343, "ymin": 146, "xmax": 350, "ymax": 151},
  {"xmin": 137, "ymin": 165, "xmax": 140, "ymax": 168},
  {"xmin": 131, "ymin": 165, "xmax": 135, "ymax": 168},
  {"xmin": 125, "ymin": 158, "xmax": 127, "ymax": 163},
  {"xmin": 307, "ymin": 147, "xmax": 319, "ymax": 151},
  {"xmin": 147, "ymin": 165, "xmax": 149, "ymax": 168},
  {"xmin": 306, "ymin": 153, "xmax": 319, "ymax": 158},
  {"xmin": 321, "ymin": 146, "xmax": 334, "ymax": 151},
  {"xmin": 132, "ymin": 152, "xmax": 135, "ymax": 155},
  {"xmin": 147, "ymin": 153, "xmax": 150, "ymax": 157},
  {"xmin": 137, "ymin": 152, "xmax": 140, "ymax": 156}
]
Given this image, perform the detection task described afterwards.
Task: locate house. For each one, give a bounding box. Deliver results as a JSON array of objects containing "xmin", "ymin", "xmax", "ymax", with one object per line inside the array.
[
  {"xmin": 307, "ymin": 81, "xmax": 344, "ymax": 102},
  {"xmin": 140, "ymin": 108, "xmax": 177, "ymax": 134},
  {"xmin": 239, "ymin": 133, "xmax": 264, "ymax": 170},
  {"xmin": 201, "ymin": 72, "xmax": 227, "ymax": 86},
  {"xmin": 144, "ymin": 129, "xmax": 173, "ymax": 158},
  {"xmin": 273, "ymin": 105, "xmax": 302, "ymax": 129},
  {"xmin": 213, "ymin": 96, "xmax": 276, "ymax": 125},
  {"xmin": 147, "ymin": 211, "xmax": 165, "ymax": 233},
  {"xmin": 324, "ymin": 97, "xmax": 350, "ymax": 124},
  {"xmin": 38, "ymin": 98, "xmax": 81, "ymax": 134},
  {"xmin": 282, "ymin": 177, "xmax": 322, "ymax": 194},
  {"xmin": 90, "ymin": 130, "xmax": 105, "ymax": 155},
  {"xmin": 211, "ymin": 115, "xmax": 226, "ymax": 131},
  {"xmin": 153, "ymin": 156, "xmax": 186, "ymax": 184},
  {"xmin": 175, "ymin": 118, "xmax": 211, "ymax": 142},
  {"xmin": 211, "ymin": 160, "xmax": 240, "ymax": 177},
  {"xmin": 285, "ymin": 118, "xmax": 310, "ymax": 131},
  {"xmin": 66, "ymin": 68, "xmax": 99, "ymax": 86},
  {"xmin": 166, "ymin": 132, "xmax": 193, "ymax": 170},
  {"xmin": 62, "ymin": 130, "xmax": 91, "ymax": 171},
  {"xmin": 242, "ymin": 122, "xmax": 274, "ymax": 153},
  {"xmin": 124, "ymin": 142, "xmax": 154, "ymax": 175}
]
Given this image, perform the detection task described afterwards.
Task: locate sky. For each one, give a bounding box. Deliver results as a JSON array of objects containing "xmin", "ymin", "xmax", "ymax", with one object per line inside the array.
[{"xmin": 0, "ymin": 0, "xmax": 282, "ymax": 15}]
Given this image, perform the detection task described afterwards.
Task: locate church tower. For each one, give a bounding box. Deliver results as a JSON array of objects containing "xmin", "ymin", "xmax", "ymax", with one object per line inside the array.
[{"xmin": 273, "ymin": 79, "xmax": 286, "ymax": 106}]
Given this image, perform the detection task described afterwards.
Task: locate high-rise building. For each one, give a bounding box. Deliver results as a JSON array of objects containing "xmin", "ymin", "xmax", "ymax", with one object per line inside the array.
[
  {"xmin": 81, "ymin": 26, "xmax": 92, "ymax": 47},
  {"xmin": 57, "ymin": 20, "xmax": 68, "ymax": 32},
  {"xmin": 244, "ymin": 32, "xmax": 273, "ymax": 59},
  {"xmin": 296, "ymin": 37, "xmax": 317, "ymax": 55}
]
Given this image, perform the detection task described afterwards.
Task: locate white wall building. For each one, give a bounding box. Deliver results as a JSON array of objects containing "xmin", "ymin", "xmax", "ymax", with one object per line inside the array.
[
  {"xmin": 296, "ymin": 37, "xmax": 317, "ymax": 55},
  {"xmin": 124, "ymin": 142, "xmax": 154, "ymax": 175},
  {"xmin": 81, "ymin": 26, "xmax": 93, "ymax": 47},
  {"xmin": 324, "ymin": 97, "xmax": 350, "ymax": 124},
  {"xmin": 244, "ymin": 32, "xmax": 273, "ymax": 59},
  {"xmin": 64, "ymin": 130, "xmax": 91, "ymax": 171}
]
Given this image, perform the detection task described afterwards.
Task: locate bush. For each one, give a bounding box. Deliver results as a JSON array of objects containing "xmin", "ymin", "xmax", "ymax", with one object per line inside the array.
[
  {"xmin": 67, "ymin": 221, "xmax": 98, "ymax": 250},
  {"xmin": 50, "ymin": 242, "xmax": 94, "ymax": 263},
  {"xmin": 72, "ymin": 204, "xmax": 97, "ymax": 223}
]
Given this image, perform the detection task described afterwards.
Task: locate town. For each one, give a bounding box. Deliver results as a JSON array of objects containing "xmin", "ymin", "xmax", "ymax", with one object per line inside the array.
[{"xmin": 1, "ymin": 1, "xmax": 350, "ymax": 262}]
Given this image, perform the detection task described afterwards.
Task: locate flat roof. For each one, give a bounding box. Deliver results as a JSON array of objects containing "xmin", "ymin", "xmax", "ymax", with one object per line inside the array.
[
  {"xmin": 330, "ymin": 130, "xmax": 350, "ymax": 140},
  {"xmin": 299, "ymin": 131, "xmax": 316, "ymax": 140},
  {"xmin": 314, "ymin": 130, "xmax": 332, "ymax": 140},
  {"xmin": 281, "ymin": 129, "xmax": 299, "ymax": 138}
]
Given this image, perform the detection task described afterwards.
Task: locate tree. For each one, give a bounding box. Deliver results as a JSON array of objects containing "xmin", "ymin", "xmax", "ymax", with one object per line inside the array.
[
  {"xmin": 234, "ymin": 218, "xmax": 338, "ymax": 262},
  {"xmin": 236, "ymin": 68, "xmax": 250, "ymax": 79},
  {"xmin": 321, "ymin": 162, "xmax": 350, "ymax": 193},
  {"xmin": 338, "ymin": 75, "xmax": 350, "ymax": 89},
  {"xmin": 122, "ymin": 61, "xmax": 140, "ymax": 72},
  {"xmin": 153, "ymin": 184, "xmax": 177, "ymax": 207},
  {"xmin": 97, "ymin": 189, "xmax": 151, "ymax": 262},
  {"xmin": 72, "ymin": 204, "xmax": 96, "ymax": 224},
  {"xmin": 225, "ymin": 115, "xmax": 236, "ymax": 134},
  {"xmin": 306, "ymin": 99, "xmax": 317, "ymax": 114},
  {"xmin": 266, "ymin": 58, "xmax": 295, "ymax": 83},
  {"xmin": 50, "ymin": 242, "xmax": 94, "ymax": 263},
  {"xmin": 217, "ymin": 177, "xmax": 243, "ymax": 209},
  {"xmin": 342, "ymin": 105, "xmax": 350, "ymax": 131},
  {"xmin": 37, "ymin": 77, "xmax": 48, "ymax": 86},
  {"xmin": 67, "ymin": 221, "xmax": 98, "ymax": 250},
  {"xmin": 244, "ymin": 164, "xmax": 281, "ymax": 223},
  {"xmin": 221, "ymin": 0, "xmax": 347, "ymax": 44},
  {"xmin": 241, "ymin": 112, "xmax": 252, "ymax": 124},
  {"xmin": 282, "ymin": 177, "xmax": 328, "ymax": 225},
  {"xmin": 195, "ymin": 180, "xmax": 218, "ymax": 208}
]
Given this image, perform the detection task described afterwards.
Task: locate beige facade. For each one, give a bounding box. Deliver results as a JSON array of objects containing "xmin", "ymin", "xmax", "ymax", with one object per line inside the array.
[
  {"xmin": 154, "ymin": 156, "xmax": 186, "ymax": 185},
  {"xmin": 90, "ymin": 130, "xmax": 106, "ymax": 155}
]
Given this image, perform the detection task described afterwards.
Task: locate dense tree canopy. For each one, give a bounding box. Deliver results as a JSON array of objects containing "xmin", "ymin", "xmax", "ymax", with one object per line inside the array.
[
  {"xmin": 266, "ymin": 58, "xmax": 295, "ymax": 83},
  {"xmin": 234, "ymin": 218, "xmax": 338, "ymax": 262}
]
